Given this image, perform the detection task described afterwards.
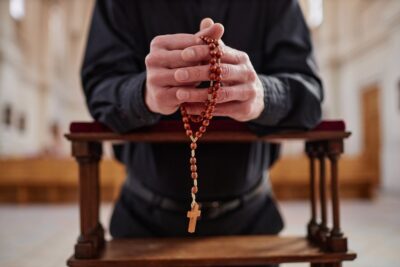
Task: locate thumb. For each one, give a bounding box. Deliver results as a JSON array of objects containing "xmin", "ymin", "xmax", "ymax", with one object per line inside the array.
[
  {"xmin": 200, "ymin": 17, "xmax": 214, "ymax": 31},
  {"xmin": 195, "ymin": 22, "xmax": 224, "ymax": 41}
]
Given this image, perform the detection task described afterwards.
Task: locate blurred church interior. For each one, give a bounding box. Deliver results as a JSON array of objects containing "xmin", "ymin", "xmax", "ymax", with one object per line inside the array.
[{"xmin": 0, "ymin": 0, "xmax": 399, "ymax": 266}]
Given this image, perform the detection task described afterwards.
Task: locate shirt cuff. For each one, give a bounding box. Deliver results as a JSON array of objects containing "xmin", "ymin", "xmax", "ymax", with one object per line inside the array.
[
  {"xmin": 249, "ymin": 74, "xmax": 291, "ymax": 126},
  {"xmin": 118, "ymin": 72, "xmax": 161, "ymax": 131}
]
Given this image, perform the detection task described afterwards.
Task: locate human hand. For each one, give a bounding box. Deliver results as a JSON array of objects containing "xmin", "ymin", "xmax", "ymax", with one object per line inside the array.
[
  {"xmin": 174, "ymin": 21, "xmax": 265, "ymax": 122},
  {"xmin": 144, "ymin": 19, "xmax": 224, "ymax": 115}
]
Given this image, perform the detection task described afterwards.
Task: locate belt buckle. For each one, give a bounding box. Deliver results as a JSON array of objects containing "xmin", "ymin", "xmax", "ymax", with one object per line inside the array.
[{"xmin": 199, "ymin": 201, "xmax": 221, "ymax": 219}]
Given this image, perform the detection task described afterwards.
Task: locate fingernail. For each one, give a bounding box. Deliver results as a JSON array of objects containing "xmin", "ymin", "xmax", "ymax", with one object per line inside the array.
[
  {"xmin": 176, "ymin": 90, "xmax": 189, "ymax": 100},
  {"xmin": 182, "ymin": 48, "xmax": 196, "ymax": 60},
  {"xmin": 175, "ymin": 69, "xmax": 189, "ymax": 81}
]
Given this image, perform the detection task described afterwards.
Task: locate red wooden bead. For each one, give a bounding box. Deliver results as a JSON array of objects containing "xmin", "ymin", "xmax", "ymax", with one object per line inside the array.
[
  {"xmin": 215, "ymin": 75, "xmax": 222, "ymax": 82},
  {"xmin": 184, "ymin": 123, "xmax": 191, "ymax": 130},
  {"xmin": 190, "ymin": 142, "xmax": 197, "ymax": 150},
  {"xmin": 212, "ymin": 91, "xmax": 218, "ymax": 98},
  {"xmin": 186, "ymin": 130, "xmax": 193, "ymax": 136},
  {"xmin": 216, "ymin": 50, "xmax": 223, "ymax": 58},
  {"xmin": 199, "ymin": 126, "xmax": 206, "ymax": 133},
  {"xmin": 190, "ymin": 164, "xmax": 197, "ymax": 172},
  {"xmin": 210, "ymin": 58, "xmax": 217, "ymax": 65},
  {"xmin": 202, "ymin": 119, "xmax": 209, "ymax": 127},
  {"xmin": 210, "ymin": 50, "xmax": 217, "ymax": 57},
  {"xmin": 209, "ymin": 73, "xmax": 216, "ymax": 80},
  {"xmin": 191, "ymin": 172, "xmax": 198, "ymax": 179},
  {"xmin": 209, "ymin": 43, "xmax": 216, "ymax": 50},
  {"xmin": 190, "ymin": 157, "xmax": 196, "ymax": 164},
  {"xmin": 215, "ymin": 66, "xmax": 222, "ymax": 75},
  {"xmin": 191, "ymin": 186, "xmax": 198, "ymax": 193},
  {"xmin": 182, "ymin": 117, "xmax": 189, "ymax": 123},
  {"xmin": 195, "ymin": 131, "xmax": 202, "ymax": 138},
  {"xmin": 210, "ymin": 65, "xmax": 217, "ymax": 73}
]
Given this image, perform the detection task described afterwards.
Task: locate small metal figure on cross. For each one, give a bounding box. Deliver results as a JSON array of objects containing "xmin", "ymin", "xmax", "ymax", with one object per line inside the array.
[{"xmin": 187, "ymin": 203, "xmax": 201, "ymax": 233}]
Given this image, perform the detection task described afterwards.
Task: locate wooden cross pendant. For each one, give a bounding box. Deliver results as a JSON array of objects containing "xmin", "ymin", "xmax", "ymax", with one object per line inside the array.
[{"xmin": 187, "ymin": 203, "xmax": 201, "ymax": 233}]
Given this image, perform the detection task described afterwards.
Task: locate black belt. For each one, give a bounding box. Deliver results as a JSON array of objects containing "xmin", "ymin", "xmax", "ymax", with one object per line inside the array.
[{"xmin": 124, "ymin": 176, "xmax": 268, "ymax": 219}]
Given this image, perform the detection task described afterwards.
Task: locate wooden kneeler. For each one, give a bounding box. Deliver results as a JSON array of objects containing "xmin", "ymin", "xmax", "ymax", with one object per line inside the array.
[{"xmin": 65, "ymin": 119, "xmax": 357, "ymax": 267}]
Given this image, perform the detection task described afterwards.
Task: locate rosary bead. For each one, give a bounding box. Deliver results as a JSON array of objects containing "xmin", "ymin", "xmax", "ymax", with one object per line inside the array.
[
  {"xmin": 186, "ymin": 130, "xmax": 193, "ymax": 136},
  {"xmin": 212, "ymin": 91, "xmax": 218, "ymax": 98},
  {"xmin": 209, "ymin": 73, "xmax": 216, "ymax": 81},
  {"xmin": 190, "ymin": 164, "xmax": 197, "ymax": 172},
  {"xmin": 210, "ymin": 58, "xmax": 217, "ymax": 65},
  {"xmin": 216, "ymin": 50, "xmax": 223, "ymax": 58},
  {"xmin": 191, "ymin": 186, "xmax": 198, "ymax": 194},
  {"xmin": 182, "ymin": 117, "xmax": 189, "ymax": 123},
  {"xmin": 209, "ymin": 43, "xmax": 216, "ymax": 50},
  {"xmin": 190, "ymin": 142, "xmax": 197, "ymax": 150},
  {"xmin": 208, "ymin": 87, "xmax": 213, "ymax": 94},
  {"xmin": 215, "ymin": 75, "xmax": 222, "ymax": 82},
  {"xmin": 190, "ymin": 157, "xmax": 196, "ymax": 164},
  {"xmin": 191, "ymin": 172, "xmax": 198, "ymax": 179},
  {"xmin": 199, "ymin": 126, "xmax": 206, "ymax": 133},
  {"xmin": 214, "ymin": 82, "xmax": 221, "ymax": 90},
  {"xmin": 210, "ymin": 65, "xmax": 217, "ymax": 73},
  {"xmin": 195, "ymin": 131, "xmax": 203, "ymax": 138},
  {"xmin": 184, "ymin": 123, "xmax": 191, "ymax": 130},
  {"xmin": 202, "ymin": 119, "xmax": 210, "ymax": 127},
  {"xmin": 215, "ymin": 66, "xmax": 222, "ymax": 75},
  {"xmin": 210, "ymin": 50, "xmax": 217, "ymax": 57}
]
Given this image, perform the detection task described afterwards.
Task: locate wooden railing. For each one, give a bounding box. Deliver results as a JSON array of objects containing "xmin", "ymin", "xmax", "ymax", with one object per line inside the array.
[{"xmin": 65, "ymin": 119, "xmax": 356, "ymax": 267}]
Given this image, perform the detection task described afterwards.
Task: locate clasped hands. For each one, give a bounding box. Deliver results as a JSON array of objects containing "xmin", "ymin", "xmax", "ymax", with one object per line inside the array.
[{"xmin": 144, "ymin": 18, "xmax": 264, "ymax": 122}]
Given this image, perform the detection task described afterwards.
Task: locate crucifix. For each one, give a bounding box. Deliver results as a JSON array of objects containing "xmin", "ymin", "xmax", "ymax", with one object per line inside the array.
[{"xmin": 187, "ymin": 203, "xmax": 201, "ymax": 233}]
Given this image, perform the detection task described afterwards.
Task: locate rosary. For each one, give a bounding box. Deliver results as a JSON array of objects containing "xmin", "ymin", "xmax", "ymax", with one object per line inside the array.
[{"xmin": 180, "ymin": 36, "xmax": 222, "ymax": 233}]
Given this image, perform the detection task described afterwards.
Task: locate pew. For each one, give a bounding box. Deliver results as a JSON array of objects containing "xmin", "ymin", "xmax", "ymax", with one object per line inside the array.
[{"xmin": 65, "ymin": 119, "xmax": 357, "ymax": 266}]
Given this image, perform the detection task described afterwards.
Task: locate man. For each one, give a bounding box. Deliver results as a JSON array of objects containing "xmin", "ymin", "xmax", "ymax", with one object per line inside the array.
[{"xmin": 81, "ymin": 0, "xmax": 322, "ymax": 238}]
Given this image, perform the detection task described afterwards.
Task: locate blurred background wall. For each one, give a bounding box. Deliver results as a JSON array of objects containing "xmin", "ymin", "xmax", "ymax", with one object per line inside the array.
[{"xmin": 0, "ymin": 0, "xmax": 399, "ymax": 202}]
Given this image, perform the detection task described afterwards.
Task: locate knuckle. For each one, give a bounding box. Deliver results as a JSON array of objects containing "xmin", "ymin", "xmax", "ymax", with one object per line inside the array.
[
  {"xmin": 247, "ymin": 86, "xmax": 257, "ymax": 99},
  {"xmin": 147, "ymin": 72, "xmax": 158, "ymax": 85},
  {"xmin": 150, "ymin": 35, "xmax": 163, "ymax": 48},
  {"xmin": 145, "ymin": 53, "xmax": 156, "ymax": 66},
  {"xmin": 221, "ymin": 64, "xmax": 230, "ymax": 78},
  {"xmin": 247, "ymin": 68, "xmax": 257, "ymax": 82},
  {"xmin": 153, "ymin": 89, "xmax": 164, "ymax": 102}
]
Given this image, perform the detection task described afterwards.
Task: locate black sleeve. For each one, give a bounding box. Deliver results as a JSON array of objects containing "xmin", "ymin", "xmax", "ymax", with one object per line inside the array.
[
  {"xmin": 247, "ymin": 0, "xmax": 323, "ymax": 135},
  {"xmin": 81, "ymin": 0, "xmax": 160, "ymax": 134}
]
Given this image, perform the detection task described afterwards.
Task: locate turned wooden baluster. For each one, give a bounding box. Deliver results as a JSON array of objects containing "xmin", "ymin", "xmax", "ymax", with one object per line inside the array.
[
  {"xmin": 327, "ymin": 140, "xmax": 348, "ymax": 253},
  {"xmin": 306, "ymin": 142, "xmax": 319, "ymax": 242},
  {"xmin": 316, "ymin": 142, "xmax": 330, "ymax": 250},
  {"xmin": 72, "ymin": 141, "xmax": 104, "ymax": 259}
]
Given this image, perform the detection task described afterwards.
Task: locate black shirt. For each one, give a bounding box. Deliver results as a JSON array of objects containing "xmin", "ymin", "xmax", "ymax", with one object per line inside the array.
[{"xmin": 81, "ymin": 0, "xmax": 323, "ymax": 201}]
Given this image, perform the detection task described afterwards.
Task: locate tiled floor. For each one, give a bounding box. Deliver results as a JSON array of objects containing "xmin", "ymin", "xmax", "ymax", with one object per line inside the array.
[{"xmin": 0, "ymin": 193, "xmax": 399, "ymax": 267}]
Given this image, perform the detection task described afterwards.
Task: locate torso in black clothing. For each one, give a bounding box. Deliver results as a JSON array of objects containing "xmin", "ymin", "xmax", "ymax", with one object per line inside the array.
[{"xmin": 109, "ymin": 0, "xmax": 273, "ymax": 201}]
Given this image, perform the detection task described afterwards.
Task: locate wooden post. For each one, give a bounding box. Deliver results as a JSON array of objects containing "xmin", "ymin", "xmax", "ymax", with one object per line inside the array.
[
  {"xmin": 306, "ymin": 142, "xmax": 319, "ymax": 242},
  {"xmin": 72, "ymin": 141, "xmax": 104, "ymax": 259},
  {"xmin": 316, "ymin": 142, "xmax": 330, "ymax": 250},
  {"xmin": 327, "ymin": 140, "xmax": 348, "ymax": 252}
]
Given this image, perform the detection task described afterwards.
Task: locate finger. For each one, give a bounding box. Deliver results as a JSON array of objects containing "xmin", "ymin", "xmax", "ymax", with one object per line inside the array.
[
  {"xmin": 181, "ymin": 44, "xmax": 249, "ymax": 64},
  {"xmin": 148, "ymin": 87, "xmax": 181, "ymax": 112},
  {"xmin": 174, "ymin": 64, "xmax": 253, "ymax": 84},
  {"xmin": 184, "ymin": 101, "xmax": 251, "ymax": 121},
  {"xmin": 175, "ymin": 84, "xmax": 254, "ymax": 104},
  {"xmin": 146, "ymin": 49, "xmax": 198, "ymax": 69},
  {"xmin": 215, "ymin": 84, "xmax": 256, "ymax": 103},
  {"xmin": 175, "ymin": 87, "xmax": 208, "ymax": 103},
  {"xmin": 195, "ymin": 22, "xmax": 224, "ymax": 41},
  {"xmin": 200, "ymin": 18, "xmax": 214, "ymax": 30},
  {"xmin": 148, "ymin": 68, "xmax": 199, "ymax": 87},
  {"xmin": 150, "ymin": 23, "xmax": 224, "ymax": 51}
]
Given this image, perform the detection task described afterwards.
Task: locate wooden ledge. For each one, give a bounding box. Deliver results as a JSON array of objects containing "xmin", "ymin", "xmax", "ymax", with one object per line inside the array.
[
  {"xmin": 67, "ymin": 236, "xmax": 356, "ymax": 266},
  {"xmin": 65, "ymin": 120, "xmax": 350, "ymax": 143}
]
